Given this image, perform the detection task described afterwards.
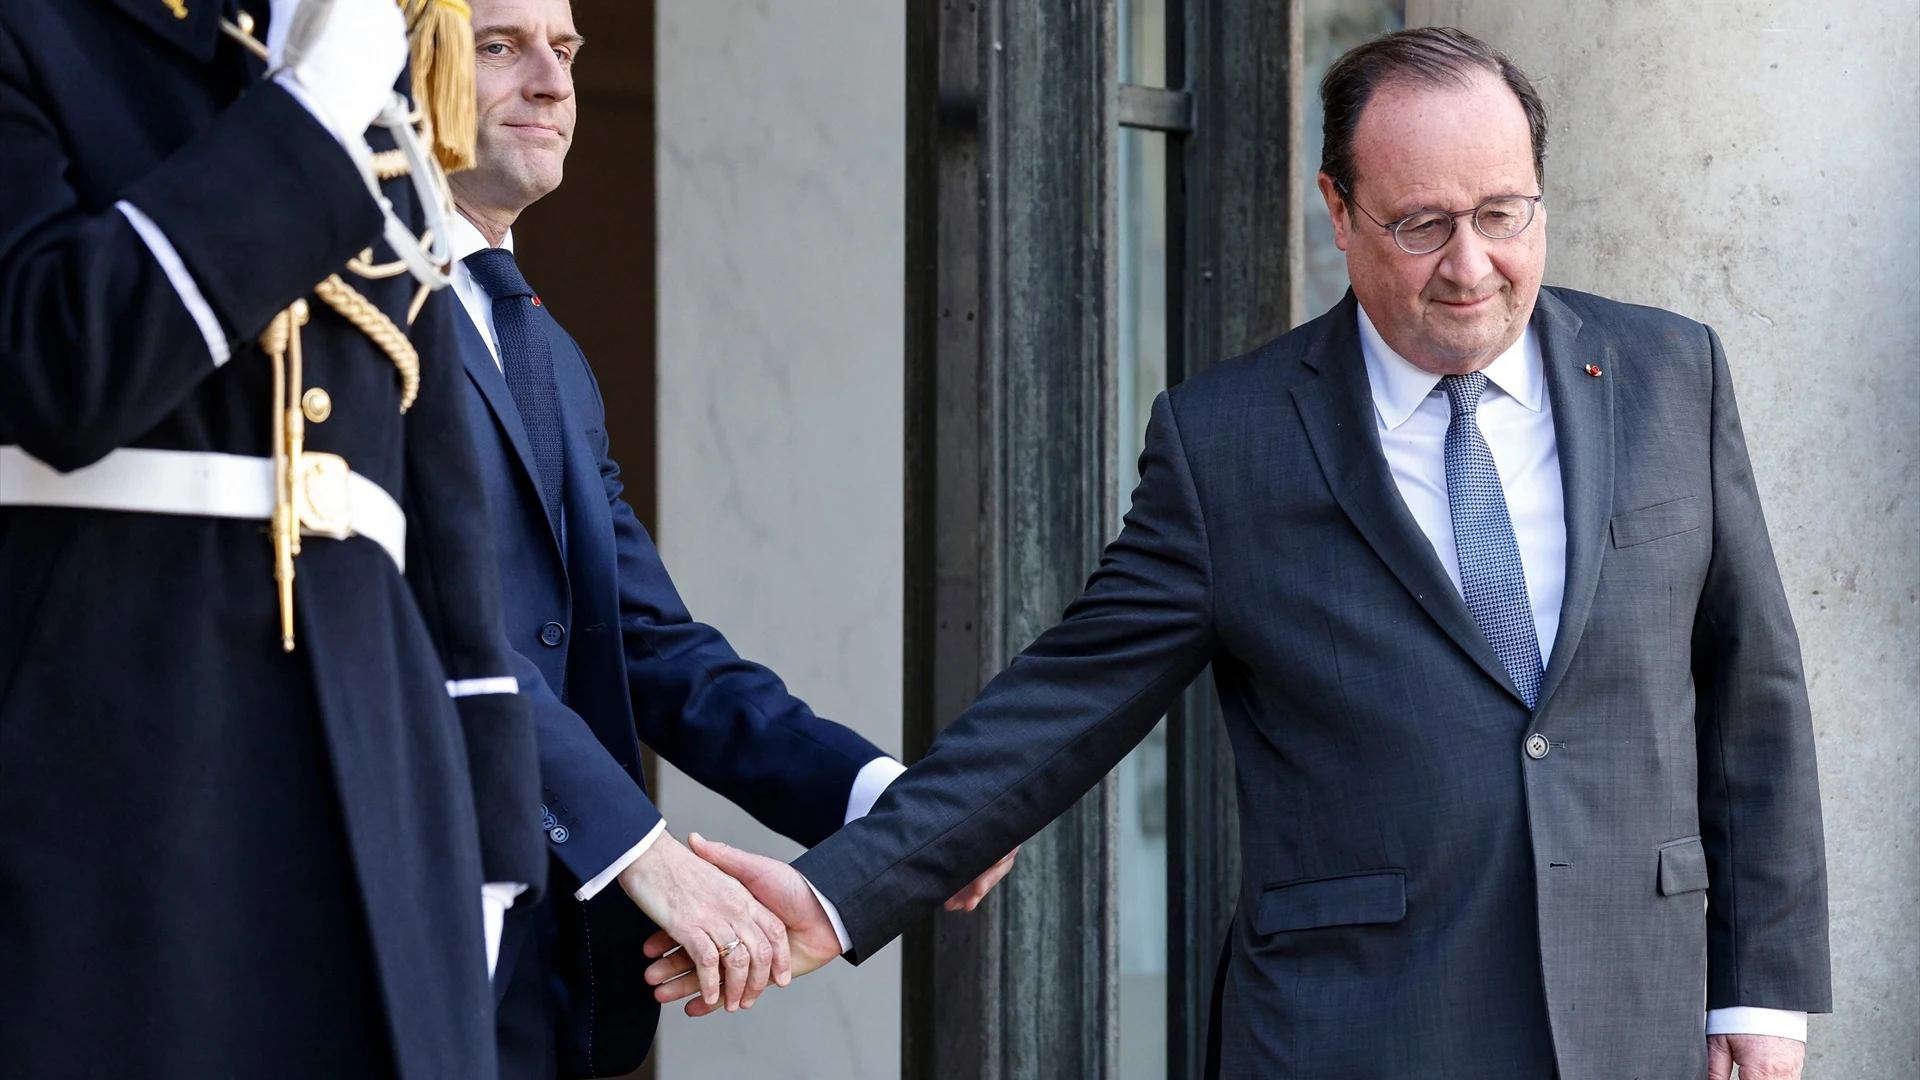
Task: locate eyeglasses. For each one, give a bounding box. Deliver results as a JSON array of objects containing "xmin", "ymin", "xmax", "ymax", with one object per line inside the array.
[{"xmin": 1336, "ymin": 182, "xmax": 1543, "ymax": 256}]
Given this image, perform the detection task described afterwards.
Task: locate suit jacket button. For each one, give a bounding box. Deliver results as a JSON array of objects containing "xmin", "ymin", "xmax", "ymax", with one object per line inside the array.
[
  {"xmin": 540, "ymin": 621, "xmax": 566, "ymax": 647},
  {"xmin": 1525, "ymin": 733, "xmax": 1550, "ymax": 760}
]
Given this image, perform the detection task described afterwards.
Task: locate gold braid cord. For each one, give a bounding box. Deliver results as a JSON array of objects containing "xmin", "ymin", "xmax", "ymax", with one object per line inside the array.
[
  {"xmin": 313, "ymin": 275, "xmax": 422, "ymax": 413},
  {"xmin": 372, "ymin": 149, "xmax": 412, "ymax": 180}
]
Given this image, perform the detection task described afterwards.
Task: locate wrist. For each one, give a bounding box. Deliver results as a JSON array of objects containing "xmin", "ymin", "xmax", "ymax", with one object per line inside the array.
[{"xmin": 617, "ymin": 831, "xmax": 678, "ymax": 906}]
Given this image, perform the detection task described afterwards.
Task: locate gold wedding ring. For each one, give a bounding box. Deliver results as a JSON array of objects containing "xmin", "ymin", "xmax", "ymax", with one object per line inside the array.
[{"xmin": 655, "ymin": 937, "xmax": 744, "ymax": 987}]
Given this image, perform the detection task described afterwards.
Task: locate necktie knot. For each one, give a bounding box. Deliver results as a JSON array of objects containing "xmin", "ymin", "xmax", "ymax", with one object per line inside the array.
[
  {"xmin": 1440, "ymin": 371, "xmax": 1490, "ymax": 421},
  {"xmin": 464, "ymin": 247, "xmax": 534, "ymax": 301}
]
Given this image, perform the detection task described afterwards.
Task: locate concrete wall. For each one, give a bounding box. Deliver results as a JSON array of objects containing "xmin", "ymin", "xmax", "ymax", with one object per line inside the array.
[
  {"xmin": 1407, "ymin": 3, "xmax": 1920, "ymax": 1074},
  {"xmin": 653, "ymin": 1, "xmax": 904, "ymax": 1077}
]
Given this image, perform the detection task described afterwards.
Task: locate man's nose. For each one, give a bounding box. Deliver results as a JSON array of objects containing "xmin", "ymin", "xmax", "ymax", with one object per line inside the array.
[
  {"xmin": 1434, "ymin": 222, "xmax": 1496, "ymax": 293},
  {"xmin": 526, "ymin": 48, "xmax": 573, "ymax": 101}
]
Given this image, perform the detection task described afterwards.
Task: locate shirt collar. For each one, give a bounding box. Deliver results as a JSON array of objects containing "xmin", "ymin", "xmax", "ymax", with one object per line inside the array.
[
  {"xmin": 1356, "ymin": 301, "xmax": 1544, "ymax": 430},
  {"xmin": 450, "ymin": 212, "xmax": 514, "ymax": 262}
]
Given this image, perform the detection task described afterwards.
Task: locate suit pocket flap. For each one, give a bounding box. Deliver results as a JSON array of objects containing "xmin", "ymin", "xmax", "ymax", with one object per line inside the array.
[
  {"xmin": 1611, "ymin": 496, "xmax": 1704, "ymax": 548},
  {"xmin": 1255, "ymin": 870, "xmax": 1406, "ymax": 935},
  {"xmin": 1658, "ymin": 836, "xmax": 1710, "ymax": 896}
]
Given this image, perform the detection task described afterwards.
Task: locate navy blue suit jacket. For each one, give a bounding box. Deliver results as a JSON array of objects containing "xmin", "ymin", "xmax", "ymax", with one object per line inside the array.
[{"xmin": 454, "ymin": 280, "xmax": 887, "ymax": 1079}]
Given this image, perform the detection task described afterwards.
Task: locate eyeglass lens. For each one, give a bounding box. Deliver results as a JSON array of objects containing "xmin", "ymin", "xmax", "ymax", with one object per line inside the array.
[{"xmin": 1394, "ymin": 196, "xmax": 1536, "ymax": 255}]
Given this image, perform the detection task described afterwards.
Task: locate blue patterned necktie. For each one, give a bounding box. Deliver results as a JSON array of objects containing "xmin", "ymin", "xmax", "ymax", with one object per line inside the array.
[
  {"xmin": 1441, "ymin": 372, "xmax": 1544, "ymax": 708},
  {"xmin": 464, "ymin": 248, "xmax": 565, "ymax": 534}
]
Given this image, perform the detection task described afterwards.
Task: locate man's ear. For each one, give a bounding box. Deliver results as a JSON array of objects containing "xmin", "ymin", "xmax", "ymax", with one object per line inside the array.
[{"xmin": 1316, "ymin": 172, "xmax": 1353, "ymax": 252}]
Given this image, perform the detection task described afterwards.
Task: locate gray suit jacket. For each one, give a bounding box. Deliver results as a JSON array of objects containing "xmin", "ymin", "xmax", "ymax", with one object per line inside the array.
[{"xmin": 795, "ymin": 288, "xmax": 1831, "ymax": 1079}]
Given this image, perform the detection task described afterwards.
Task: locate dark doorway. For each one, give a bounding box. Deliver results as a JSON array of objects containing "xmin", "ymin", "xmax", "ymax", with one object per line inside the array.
[{"xmin": 516, "ymin": 0, "xmax": 658, "ymax": 534}]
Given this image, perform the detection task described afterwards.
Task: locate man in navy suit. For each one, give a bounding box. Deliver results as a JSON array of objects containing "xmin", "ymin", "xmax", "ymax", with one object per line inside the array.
[{"xmin": 444, "ymin": 2, "xmax": 1016, "ymax": 1077}]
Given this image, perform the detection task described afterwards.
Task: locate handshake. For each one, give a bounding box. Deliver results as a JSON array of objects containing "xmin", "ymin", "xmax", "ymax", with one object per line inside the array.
[{"xmin": 620, "ymin": 832, "xmax": 1018, "ymax": 1015}]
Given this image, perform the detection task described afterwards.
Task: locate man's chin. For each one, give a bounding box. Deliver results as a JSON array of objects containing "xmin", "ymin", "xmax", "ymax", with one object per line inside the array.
[{"xmin": 1424, "ymin": 309, "xmax": 1514, "ymax": 349}]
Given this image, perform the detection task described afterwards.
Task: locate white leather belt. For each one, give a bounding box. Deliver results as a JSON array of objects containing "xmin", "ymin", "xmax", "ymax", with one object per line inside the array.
[{"xmin": 0, "ymin": 446, "xmax": 406, "ymax": 571}]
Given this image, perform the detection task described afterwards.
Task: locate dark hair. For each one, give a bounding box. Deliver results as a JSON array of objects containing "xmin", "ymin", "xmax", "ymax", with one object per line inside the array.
[{"xmin": 1319, "ymin": 27, "xmax": 1548, "ymax": 201}]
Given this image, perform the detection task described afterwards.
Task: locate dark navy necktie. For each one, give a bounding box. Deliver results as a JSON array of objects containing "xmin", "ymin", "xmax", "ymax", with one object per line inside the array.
[
  {"xmin": 464, "ymin": 248, "xmax": 565, "ymax": 534},
  {"xmin": 1441, "ymin": 372, "xmax": 1544, "ymax": 708}
]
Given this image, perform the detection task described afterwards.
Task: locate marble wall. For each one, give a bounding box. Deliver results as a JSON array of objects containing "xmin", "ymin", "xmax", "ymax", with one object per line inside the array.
[
  {"xmin": 1406, "ymin": 3, "xmax": 1920, "ymax": 1074},
  {"xmin": 652, "ymin": 0, "xmax": 904, "ymax": 1076}
]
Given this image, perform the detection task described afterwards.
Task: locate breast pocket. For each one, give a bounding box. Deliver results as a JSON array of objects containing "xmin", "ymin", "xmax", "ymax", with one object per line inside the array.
[
  {"xmin": 1254, "ymin": 870, "xmax": 1407, "ymax": 935},
  {"xmin": 1611, "ymin": 496, "xmax": 1705, "ymax": 549}
]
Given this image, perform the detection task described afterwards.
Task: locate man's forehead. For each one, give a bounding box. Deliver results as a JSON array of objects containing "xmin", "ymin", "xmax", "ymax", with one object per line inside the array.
[
  {"xmin": 469, "ymin": 0, "xmax": 579, "ymax": 38},
  {"xmin": 1351, "ymin": 74, "xmax": 1534, "ymax": 205}
]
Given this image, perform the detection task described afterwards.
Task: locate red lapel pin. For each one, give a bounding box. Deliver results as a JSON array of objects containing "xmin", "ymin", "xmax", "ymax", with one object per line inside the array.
[
  {"xmin": 531, "ymin": 296, "xmax": 543, "ymax": 307},
  {"xmin": 1585, "ymin": 364, "xmax": 1603, "ymax": 377}
]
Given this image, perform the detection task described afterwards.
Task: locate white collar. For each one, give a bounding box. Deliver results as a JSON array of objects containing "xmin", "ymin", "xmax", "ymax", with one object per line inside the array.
[
  {"xmin": 1356, "ymin": 302, "xmax": 1544, "ymax": 430},
  {"xmin": 450, "ymin": 212, "xmax": 514, "ymax": 262}
]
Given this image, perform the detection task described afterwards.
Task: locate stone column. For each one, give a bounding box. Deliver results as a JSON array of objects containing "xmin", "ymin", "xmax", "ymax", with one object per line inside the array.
[
  {"xmin": 653, "ymin": 0, "xmax": 905, "ymax": 1076},
  {"xmin": 1406, "ymin": 4, "xmax": 1920, "ymax": 1075}
]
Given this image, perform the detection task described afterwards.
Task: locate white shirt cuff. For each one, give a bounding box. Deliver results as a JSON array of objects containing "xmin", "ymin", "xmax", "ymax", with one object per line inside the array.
[
  {"xmin": 1705, "ymin": 1007, "xmax": 1808, "ymax": 1042},
  {"xmin": 846, "ymin": 756, "xmax": 908, "ymax": 824},
  {"xmin": 573, "ymin": 818, "xmax": 668, "ymax": 902},
  {"xmin": 115, "ymin": 201, "xmax": 230, "ymax": 367},
  {"xmin": 481, "ymin": 881, "xmax": 528, "ymax": 979},
  {"xmin": 805, "ymin": 876, "xmax": 854, "ymax": 955}
]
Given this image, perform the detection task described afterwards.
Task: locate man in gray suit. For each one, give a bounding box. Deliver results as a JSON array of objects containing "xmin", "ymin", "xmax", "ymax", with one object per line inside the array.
[{"xmin": 645, "ymin": 28, "xmax": 1830, "ymax": 1080}]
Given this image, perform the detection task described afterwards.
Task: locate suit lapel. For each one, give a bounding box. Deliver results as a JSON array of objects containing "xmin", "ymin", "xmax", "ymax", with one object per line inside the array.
[
  {"xmin": 1534, "ymin": 290, "xmax": 1613, "ymax": 709},
  {"xmin": 1291, "ymin": 294, "xmax": 1526, "ymax": 704},
  {"xmin": 454, "ymin": 304, "xmax": 564, "ymax": 553},
  {"xmin": 102, "ymin": 0, "xmax": 227, "ymax": 62}
]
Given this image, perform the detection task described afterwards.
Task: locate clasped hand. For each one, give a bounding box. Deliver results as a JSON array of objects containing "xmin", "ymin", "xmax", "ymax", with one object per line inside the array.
[
  {"xmin": 616, "ymin": 833, "xmax": 789, "ymax": 1013},
  {"xmin": 641, "ymin": 834, "xmax": 1019, "ymax": 1017}
]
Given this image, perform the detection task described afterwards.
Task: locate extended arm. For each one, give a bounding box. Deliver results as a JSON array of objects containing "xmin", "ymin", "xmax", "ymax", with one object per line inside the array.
[
  {"xmin": 792, "ymin": 390, "xmax": 1218, "ymax": 962},
  {"xmin": 579, "ymin": 359, "xmax": 889, "ymax": 848}
]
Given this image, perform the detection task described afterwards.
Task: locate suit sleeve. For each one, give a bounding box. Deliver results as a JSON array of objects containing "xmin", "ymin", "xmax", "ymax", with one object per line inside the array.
[
  {"xmin": 0, "ymin": 26, "xmax": 378, "ymax": 469},
  {"xmin": 1691, "ymin": 324, "xmax": 1831, "ymax": 1013},
  {"xmin": 793, "ymin": 391, "xmax": 1217, "ymax": 961},
  {"xmin": 510, "ymin": 640, "xmax": 664, "ymax": 892},
  {"xmin": 404, "ymin": 288, "xmax": 546, "ymax": 901},
  {"xmin": 575, "ymin": 357, "xmax": 887, "ymax": 850}
]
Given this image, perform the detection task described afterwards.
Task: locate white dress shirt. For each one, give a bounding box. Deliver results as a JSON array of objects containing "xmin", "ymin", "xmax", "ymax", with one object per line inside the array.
[
  {"xmin": 448, "ymin": 213, "xmax": 509, "ymax": 369},
  {"xmin": 1356, "ymin": 302, "xmax": 1804, "ymax": 1043},
  {"xmin": 1358, "ymin": 305, "xmax": 1565, "ymax": 662},
  {"xmin": 445, "ymin": 213, "xmax": 909, "ymax": 903}
]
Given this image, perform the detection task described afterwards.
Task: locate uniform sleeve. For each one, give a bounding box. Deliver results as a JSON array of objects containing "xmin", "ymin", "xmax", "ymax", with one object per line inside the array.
[
  {"xmin": 1692, "ymin": 324, "xmax": 1831, "ymax": 1014},
  {"xmin": 0, "ymin": 26, "xmax": 379, "ymax": 470},
  {"xmin": 402, "ymin": 288, "xmax": 547, "ymax": 900},
  {"xmin": 793, "ymin": 391, "xmax": 1217, "ymax": 961}
]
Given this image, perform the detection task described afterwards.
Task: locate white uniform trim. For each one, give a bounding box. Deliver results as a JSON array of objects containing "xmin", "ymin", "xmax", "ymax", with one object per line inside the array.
[
  {"xmin": 0, "ymin": 446, "xmax": 406, "ymax": 571},
  {"xmin": 115, "ymin": 201, "xmax": 230, "ymax": 367},
  {"xmin": 446, "ymin": 676, "xmax": 520, "ymax": 698}
]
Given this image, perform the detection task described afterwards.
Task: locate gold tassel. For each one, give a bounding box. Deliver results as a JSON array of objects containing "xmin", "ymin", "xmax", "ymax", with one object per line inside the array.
[{"xmin": 401, "ymin": 0, "xmax": 478, "ymax": 173}]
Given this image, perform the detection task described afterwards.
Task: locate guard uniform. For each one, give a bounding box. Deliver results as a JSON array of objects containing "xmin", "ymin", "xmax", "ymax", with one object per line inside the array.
[{"xmin": 0, "ymin": 2, "xmax": 543, "ymax": 1077}]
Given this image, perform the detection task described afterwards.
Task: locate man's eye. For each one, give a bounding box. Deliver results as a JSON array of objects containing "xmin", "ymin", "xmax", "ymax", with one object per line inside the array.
[{"xmin": 481, "ymin": 42, "xmax": 510, "ymax": 56}]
